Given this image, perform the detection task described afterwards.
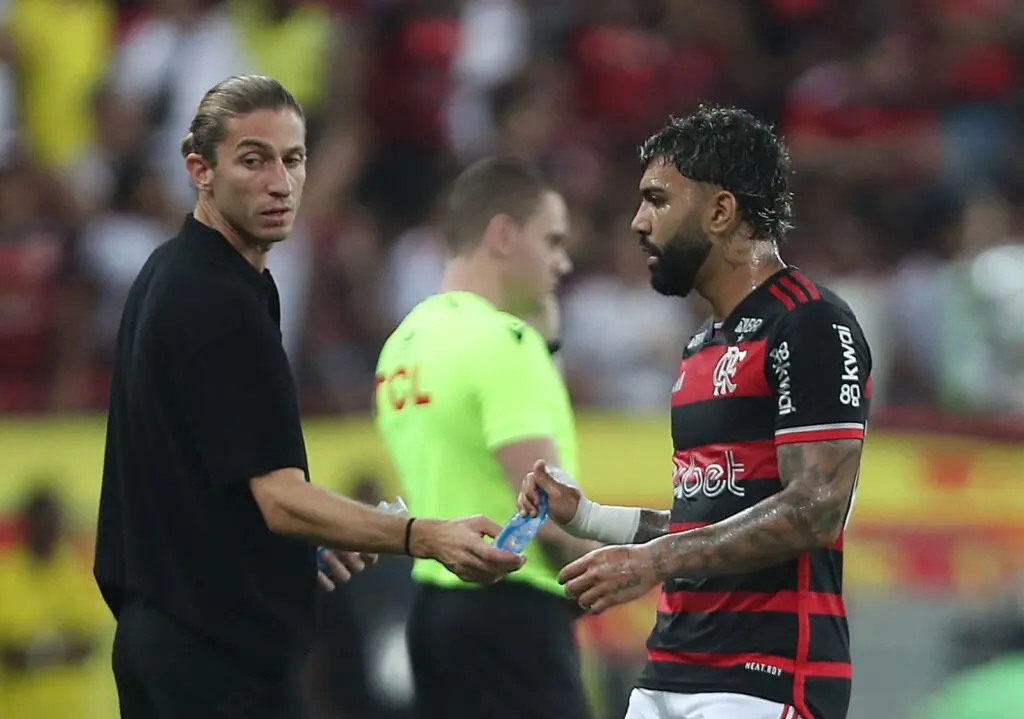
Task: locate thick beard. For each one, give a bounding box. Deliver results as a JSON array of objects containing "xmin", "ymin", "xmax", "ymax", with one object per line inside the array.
[{"xmin": 647, "ymin": 222, "xmax": 713, "ymax": 297}]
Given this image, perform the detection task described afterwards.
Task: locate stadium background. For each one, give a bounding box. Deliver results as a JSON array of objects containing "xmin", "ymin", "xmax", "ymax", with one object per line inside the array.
[{"xmin": 0, "ymin": 0, "xmax": 1023, "ymax": 717}]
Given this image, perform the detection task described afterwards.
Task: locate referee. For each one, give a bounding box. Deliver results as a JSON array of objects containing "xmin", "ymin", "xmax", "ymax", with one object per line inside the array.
[
  {"xmin": 375, "ymin": 157, "xmax": 599, "ymax": 719},
  {"xmin": 93, "ymin": 76, "xmax": 524, "ymax": 719}
]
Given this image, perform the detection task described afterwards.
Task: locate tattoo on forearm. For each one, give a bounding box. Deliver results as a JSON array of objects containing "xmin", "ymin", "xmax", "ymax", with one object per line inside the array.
[
  {"xmin": 647, "ymin": 440, "xmax": 862, "ymax": 581},
  {"xmin": 633, "ymin": 509, "xmax": 671, "ymax": 542}
]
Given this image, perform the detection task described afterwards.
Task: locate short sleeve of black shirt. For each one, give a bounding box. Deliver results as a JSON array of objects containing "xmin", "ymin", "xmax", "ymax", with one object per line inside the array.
[
  {"xmin": 765, "ymin": 301, "xmax": 872, "ymax": 446},
  {"xmin": 174, "ymin": 306, "xmax": 306, "ymax": 486}
]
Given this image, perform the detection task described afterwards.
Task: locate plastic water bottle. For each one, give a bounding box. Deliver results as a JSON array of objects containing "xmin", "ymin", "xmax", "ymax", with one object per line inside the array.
[{"xmin": 494, "ymin": 490, "xmax": 548, "ymax": 554}]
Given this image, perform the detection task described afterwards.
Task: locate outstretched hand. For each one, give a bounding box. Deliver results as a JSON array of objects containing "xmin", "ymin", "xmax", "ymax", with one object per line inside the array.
[
  {"xmin": 422, "ymin": 515, "xmax": 527, "ymax": 585},
  {"xmin": 558, "ymin": 544, "xmax": 660, "ymax": 615}
]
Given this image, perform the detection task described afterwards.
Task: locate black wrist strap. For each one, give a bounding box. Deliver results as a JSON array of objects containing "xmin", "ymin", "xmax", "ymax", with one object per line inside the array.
[{"xmin": 404, "ymin": 517, "xmax": 417, "ymax": 556}]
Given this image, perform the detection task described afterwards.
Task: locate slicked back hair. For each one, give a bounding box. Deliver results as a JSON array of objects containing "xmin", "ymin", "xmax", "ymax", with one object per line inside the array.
[{"xmin": 181, "ymin": 75, "xmax": 304, "ymax": 165}]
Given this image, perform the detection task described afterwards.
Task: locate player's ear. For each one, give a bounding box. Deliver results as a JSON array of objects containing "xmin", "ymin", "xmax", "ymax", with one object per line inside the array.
[
  {"xmin": 707, "ymin": 190, "xmax": 739, "ymax": 237},
  {"xmin": 482, "ymin": 213, "xmax": 516, "ymax": 258},
  {"xmin": 708, "ymin": 190, "xmax": 752, "ymax": 263},
  {"xmin": 186, "ymin": 153, "xmax": 214, "ymax": 193}
]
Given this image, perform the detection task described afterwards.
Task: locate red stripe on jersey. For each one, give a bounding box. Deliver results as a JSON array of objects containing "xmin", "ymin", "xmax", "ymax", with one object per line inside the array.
[
  {"xmin": 865, "ymin": 376, "xmax": 874, "ymax": 399},
  {"xmin": 658, "ymin": 589, "xmax": 846, "ymax": 616},
  {"xmin": 775, "ymin": 424, "xmax": 865, "ymax": 444},
  {"xmin": 672, "ymin": 341, "xmax": 770, "ymax": 406},
  {"xmin": 673, "ymin": 439, "xmax": 778, "ymax": 486},
  {"xmin": 669, "ymin": 522, "xmax": 710, "ymax": 533},
  {"xmin": 779, "ymin": 276, "xmax": 810, "ymax": 303},
  {"xmin": 790, "ymin": 271, "xmax": 822, "ymax": 301},
  {"xmin": 830, "ymin": 532, "xmax": 844, "ymax": 551},
  {"xmin": 794, "ymin": 554, "xmax": 813, "ymax": 719},
  {"xmin": 769, "ymin": 284, "xmax": 796, "ymax": 310},
  {"xmin": 646, "ymin": 649, "xmax": 852, "ymax": 679}
]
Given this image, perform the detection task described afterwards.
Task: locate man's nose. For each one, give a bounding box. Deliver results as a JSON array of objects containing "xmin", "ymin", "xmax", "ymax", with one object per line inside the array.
[
  {"xmin": 267, "ymin": 159, "xmax": 292, "ymax": 197},
  {"xmin": 631, "ymin": 207, "xmax": 649, "ymax": 234},
  {"xmin": 556, "ymin": 249, "xmax": 573, "ymax": 277}
]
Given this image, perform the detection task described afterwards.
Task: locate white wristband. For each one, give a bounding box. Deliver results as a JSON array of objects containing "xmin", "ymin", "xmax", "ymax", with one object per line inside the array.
[{"xmin": 565, "ymin": 496, "xmax": 641, "ymax": 545}]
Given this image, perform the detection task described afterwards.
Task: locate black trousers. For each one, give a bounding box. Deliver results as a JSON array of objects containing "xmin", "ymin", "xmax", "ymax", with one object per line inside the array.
[
  {"xmin": 112, "ymin": 600, "xmax": 307, "ymax": 719},
  {"xmin": 407, "ymin": 581, "xmax": 592, "ymax": 719}
]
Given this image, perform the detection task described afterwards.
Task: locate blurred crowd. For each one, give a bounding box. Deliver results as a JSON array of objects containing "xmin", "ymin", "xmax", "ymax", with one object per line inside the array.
[
  {"xmin": 0, "ymin": 0, "xmax": 1023, "ymax": 417},
  {"xmin": 1, "ymin": 3, "xmax": 1023, "ymax": 716}
]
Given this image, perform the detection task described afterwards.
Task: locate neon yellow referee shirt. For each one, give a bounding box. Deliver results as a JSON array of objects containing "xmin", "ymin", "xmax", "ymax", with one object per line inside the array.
[{"xmin": 373, "ymin": 292, "xmax": 578, "ymax": 595}]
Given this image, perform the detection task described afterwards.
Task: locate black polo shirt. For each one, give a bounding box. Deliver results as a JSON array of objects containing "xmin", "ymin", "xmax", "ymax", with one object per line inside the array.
[{"xmin": 93, "ymin": 214, "xmax": 316, "ymax": 675}]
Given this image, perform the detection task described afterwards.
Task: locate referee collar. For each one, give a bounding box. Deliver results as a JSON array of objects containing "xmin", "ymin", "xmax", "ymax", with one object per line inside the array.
[{"xmin": 178, "ymin": 213, "xmax": 275, "ymax": 298}]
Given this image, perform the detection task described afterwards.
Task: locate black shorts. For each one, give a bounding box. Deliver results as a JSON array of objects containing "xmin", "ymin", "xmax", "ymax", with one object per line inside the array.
[
  {"xmin": 112, "ymin": 599, "xmax": 307, "ymax": 719},
  {"xmin": 407, "ymin": 581, "xmax": 591, "ymax": 719}
]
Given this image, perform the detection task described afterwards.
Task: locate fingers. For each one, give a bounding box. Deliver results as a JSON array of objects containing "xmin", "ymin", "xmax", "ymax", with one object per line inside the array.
[
  {"xmin": 518, "ymin": 477, "xmax": 542, "ymax": 517},
  {"xmin": 589, "ymin": 598, "xmax": 613, "ymax": 615},
  {"xmin": 557, "ymin": 555, "xmax": 590, "ymax": 586},
  {"xmin": 453, "ymin": 550, "xmax": 523, "ymax": 585},
  {"xmin": 463, "ymin": 515, "xmax": 503, "ymax": 539},
  {"xmin": 530, "ymin": 461, "xmax": 558, "ymax": 492},
  {"xmin": 320, "ymin": 550, "xmax": 353, "ymax": 582},
  {"xmin": 577, "ymin": 590, "xmax": 611, "ymax": 616},
  {"xmin": 562, "ymin": 570, "xmax": 596, "ymax": 601},
  {"xmin": 338, "ymin": 551, "xmax": 366, "ymax": 574},
  {"xmin": 316, "ymin": 549, "xmax": 376, "ymax": 592},
  {"xmin": 559, "ymin": 561, "xmax": 606, "ymax": 614},
  {"xmin": 470, "ymin": 541, "xmax": 527, "ymax": 571},
  {"xmin": 317, "ymin": 571, "xmax": 336, "ymax": 592}
]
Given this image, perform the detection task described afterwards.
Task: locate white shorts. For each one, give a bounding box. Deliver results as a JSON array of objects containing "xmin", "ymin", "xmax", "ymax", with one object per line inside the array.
[{"xmin": 624, "ymin": 689, "xmax": 802, "ymax": 719}]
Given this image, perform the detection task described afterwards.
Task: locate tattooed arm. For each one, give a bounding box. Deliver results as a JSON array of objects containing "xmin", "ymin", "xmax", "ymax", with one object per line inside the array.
[
  {"xmin": 558, "ymin": 301, "xmax": 872, "ymax": 615},
  {"xmin": 557, "ymin": 439, "xmax": 862, "ymax": 614},
  {"xmin": 646, "ymin": 439, "xmax": 861, "ymax": 579},
  {"xmin": 633, "ymin": 509, "xmax": 671, "ymax": 542}
]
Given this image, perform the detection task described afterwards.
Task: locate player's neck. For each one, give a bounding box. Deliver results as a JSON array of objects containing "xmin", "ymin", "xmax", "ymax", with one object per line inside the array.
[
  {"xmin": 702, "ymin": 245, "xmax": 786, "ymax": 322},
  {"xmin": 193, "ymin": 201, "xmax": 271, "ymax": 272},
  {"xmin": 442, "ymin": 257, "xmax": 508, "ymax": 312}
]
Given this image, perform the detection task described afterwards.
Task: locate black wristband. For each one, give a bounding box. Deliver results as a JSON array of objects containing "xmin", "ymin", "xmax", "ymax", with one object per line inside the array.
[
  {"xmin": 546, "ymin": 339, "xmax": 562, "ymax": 356},
  {"xmin": 404, "ymin": 517, "xmax": 417, "ymax": 556}
]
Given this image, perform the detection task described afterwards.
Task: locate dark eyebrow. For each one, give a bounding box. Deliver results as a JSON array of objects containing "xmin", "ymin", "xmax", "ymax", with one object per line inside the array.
[
  {"xmin": 235, "ymin": 139, "xmax": 306, "ymax": 155},
  {"xmin": 236, "ymin": 139, "xmax": 272, "ymax": 152}
]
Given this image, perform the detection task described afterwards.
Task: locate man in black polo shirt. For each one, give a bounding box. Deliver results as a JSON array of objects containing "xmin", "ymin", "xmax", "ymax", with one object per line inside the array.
[{"xmin": 93, "ymin": 75, "xmax": 524, "ymax": 719}]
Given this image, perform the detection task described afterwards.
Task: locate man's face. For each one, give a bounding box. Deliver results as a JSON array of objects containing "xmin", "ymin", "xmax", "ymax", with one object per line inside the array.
[
  {"xmin": 505, "ymin": 190, "xmax": 573, "ymax": 314},
  {"xmin": 630, "ymin": 159, "xmax": 713, "ymax": 297},
  {"xmin": 196, "ymin": 108, "xmax": 307, "ymax": 245}
]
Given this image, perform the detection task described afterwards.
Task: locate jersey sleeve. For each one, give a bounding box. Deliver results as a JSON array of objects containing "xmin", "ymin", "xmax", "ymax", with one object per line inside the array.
[
  {"xmin": 766, "ymin": 302, "xmax": 872, "ymax": 445},
  {"xmin": 473, "ymin": 319, "xmax": 557, "ymax": 449},
  {"xmin": 173, "ymin": 312, "xmax": 307, "ymax": 486}
]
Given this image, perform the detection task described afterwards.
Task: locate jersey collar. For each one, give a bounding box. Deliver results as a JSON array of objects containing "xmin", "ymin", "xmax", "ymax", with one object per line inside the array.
[
  {"xmin": 177, "ymin": 213, "xmax": 275, "ymax": 298},
  {"xmin": 712, "ymin": 265, "xmax": 797, "ymax": 340}
]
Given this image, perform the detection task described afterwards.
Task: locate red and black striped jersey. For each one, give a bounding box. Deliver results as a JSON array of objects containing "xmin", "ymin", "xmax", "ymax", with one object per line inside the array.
[{"xmin": 636, "ymin": 267, "xmax": 872, "ymax": 719}]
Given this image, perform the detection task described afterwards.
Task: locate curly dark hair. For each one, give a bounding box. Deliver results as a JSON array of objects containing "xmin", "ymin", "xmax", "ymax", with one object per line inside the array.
[{"xmin": 639, "ymin": 104, "xmax": 794, "ymax": 242}]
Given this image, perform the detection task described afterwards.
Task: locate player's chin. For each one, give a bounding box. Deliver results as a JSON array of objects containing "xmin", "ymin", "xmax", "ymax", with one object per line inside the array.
[
  {"xmin": 252, "ymin": 217, "xmax": 292, "ymax": 243},
  {"xmin": 649, "ymin": 268, "xmax": 691, "ymax": 298}
]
